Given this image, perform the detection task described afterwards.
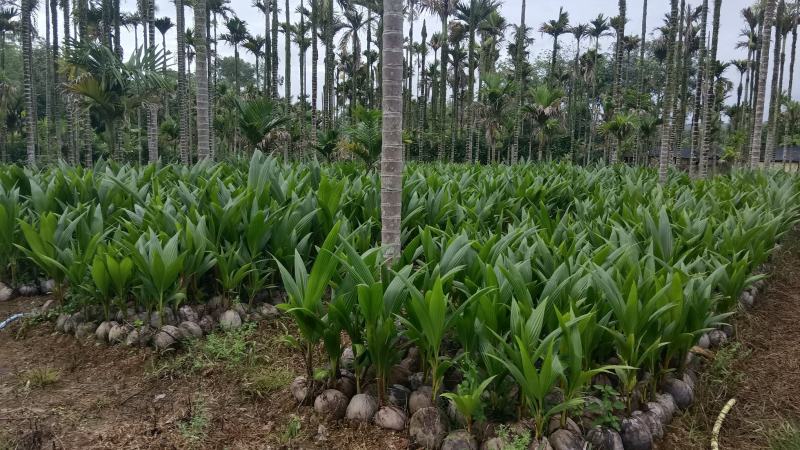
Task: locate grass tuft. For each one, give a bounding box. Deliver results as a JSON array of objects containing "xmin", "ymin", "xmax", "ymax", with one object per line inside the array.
[
  {"xmin": 766, "ymin": 422, "xmax": 800, "ymax": 450},
  {"xmin": 19, "ymin": 367, "xmax": 60, "ymax": 388},
  {"xmin": 241, "ymin": 366, "xmax": 295, "ymax": 399}
]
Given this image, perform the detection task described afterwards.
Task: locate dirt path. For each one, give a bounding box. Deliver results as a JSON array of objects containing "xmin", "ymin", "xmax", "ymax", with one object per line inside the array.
[
  {"xmin": 661, "ymin": 238, "xmax": 800, "ymax": 450},
  {"xmin": 0, "ymin": 299, "xmax": 406, "ymax": 449}
]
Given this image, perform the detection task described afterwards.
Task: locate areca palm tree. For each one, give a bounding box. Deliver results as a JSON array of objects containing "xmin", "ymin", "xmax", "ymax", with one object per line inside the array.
[
  {"xmin": 254, "ymin": 0, "xmax": 272, "ymax": 92},
  {"xmin": 539, "ymin": 7, "xmax": 569, "ymax": 80},
  {"xmin": 0, "ymin": 7, "xmax": 17, "ymax": 72},
  {"xmin": 340, "ymin": 6, "xmax": 367, "ymax": 115},
  {"xmin": 244, "ymin": 35, "xmax": 266, "ymax": 87},
  {"xmin": 21, "ymin": 0, "xmax": 35, "ymax": 165},
  {"xmin": 477, "ymin": 73, "xmax": 510, "ymax": 163},
  {"xmin": 732, "ymin": 59, "xmax": 748, "ymax": 109},
  {"xmin": 154, "ymin": 17, "xmax": 174, "ymax": 74},
  {"xmin": 65, "ymin": 42, "xmax": 168, "ymax": 160},
  {"xmin": 658, "ymin": 0, "xmax": 679, "ymax": 183},
  {"xmin": 523, "ymin": 85, "xmax": 564, "ymax": 161},
  {"xmin": 196, "ymin": 0, "xmax": 211, "ymax": 160},
  {"xmin": 455, "ymin": 0, "xmax": 498, "ymax": 162},
  {"xmin": 612, "ymin": 0, "xmax": 626, "ymax": 110},
  {"xmin": 382, "ymin": 0, "xmax": 403, "ymax": 260},
  {"xmin": 421, "ymin": 0, "xmax": 456, "ymax": 159},
  {"xmin": 750, "ymin": 0, "xmax": 777, "ymax": 168},
  {"xmin": 602, "ymin": 112, "xmax": 636, "ymax": 164},
  {"xmin": 221, "ymin": 17, "xmax": 250, "ymax": 93}
]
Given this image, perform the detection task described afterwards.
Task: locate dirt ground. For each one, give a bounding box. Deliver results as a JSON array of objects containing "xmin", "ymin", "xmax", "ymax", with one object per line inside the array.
[
  {"xmin": 2, "ymin": 241, "xmax": 800, "ymax": 450},
  {"xmin": 660, "ymin": 238, "xmax": 800, "ymax": 450},
  {"xmin": 0, "ymin": 298, "xmax": 407, "ymax": 450}
]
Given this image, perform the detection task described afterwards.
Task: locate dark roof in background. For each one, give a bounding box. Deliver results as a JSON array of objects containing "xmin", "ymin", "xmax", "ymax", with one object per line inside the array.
[{"xmin": 647, "ymin": 147, "xmax": 800, "ymax": 162}]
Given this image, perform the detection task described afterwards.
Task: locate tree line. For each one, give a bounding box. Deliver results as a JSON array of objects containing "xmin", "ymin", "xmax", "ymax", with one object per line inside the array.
[{"xmin": 0, "ymin": 0, "xmax": 798, "ymax": 178}]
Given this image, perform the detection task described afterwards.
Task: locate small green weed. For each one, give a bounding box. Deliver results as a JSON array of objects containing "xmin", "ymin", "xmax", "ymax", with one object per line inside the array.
[
  {"xmin": 496, "ymin": 424, "xmax": 532, "ymax": 450},
  {"xmin": 178, "ymin": 396, "xmax": 210, "ymax": 446},
  {"xmin": 282, "ymin": 414, "xmax": 302, "ymax": 444},
  {"xmin": 706, "ymin": 342, "xmax": 752, "ymax": 396},
  {"xmin": 586, "ymin": 384, "xmax": 626, "ymax": 431},
  {"xmin": 241, "ymin": 366, "xmax": 294, "ymax": 399},
  {"xmin": 766, "ymin": 422, "xmax": 800, "ymax": 450}
]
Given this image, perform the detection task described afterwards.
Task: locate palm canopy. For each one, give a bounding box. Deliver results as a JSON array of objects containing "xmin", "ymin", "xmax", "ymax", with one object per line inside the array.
[
  {"xmin": 222, "ymin": 17, "xmax": 250, "ymax": 46},
  {"xmin": 235, "ymin": 97, "xmax": 290, "ymax": 150},
  {"xmin": 523, "ymin": 85, "xmax": 565, "ymax": 126}
]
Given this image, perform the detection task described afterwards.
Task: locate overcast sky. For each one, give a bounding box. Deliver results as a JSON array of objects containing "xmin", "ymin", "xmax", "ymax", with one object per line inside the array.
[{"xmin": 38, "ymin": 0, "xmax": 798, "ymax": 103}]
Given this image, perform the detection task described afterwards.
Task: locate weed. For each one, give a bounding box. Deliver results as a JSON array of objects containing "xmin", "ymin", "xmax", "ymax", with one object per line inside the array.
[
  {"xmin": 282, "ymin": 415, "xmax": 302, "ymax": 444},
  {"xmin": 19, "ymin": 367, "xmax": 60, "ymax": 388},
  {"xmin": 496, "ymin": 424, "xmax": 532, "ymax": 450},
  {"xmin": 241, "ymin": 366, "xmax": 294, "ymax": 399},
  {"xmin": 150, "ymin": 323, "xmax": 259, "ymax": 377},
  {"xmin": 202, "ymin": 322, "xmax": 257, "ymax": 365},
  {"xmin": 766, "ymin": 422, "xmax": 800, "ymax": 450},
  {"xmin": 0, "ymin": 431, "xmax": 14, "ymax": 450},
  {"xmin": 586, "ymin": 384, "xmax": 626, "ymax": 431},
  {"xmin": 178, "ymin": 396, "xmax": 210, "ymax": 446},
  {"xmin": 705, "ymin": 342, "xmax": 752, "ymax": 399}
]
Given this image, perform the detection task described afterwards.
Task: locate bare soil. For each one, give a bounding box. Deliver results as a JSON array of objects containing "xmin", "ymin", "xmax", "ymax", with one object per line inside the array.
[
  {"xmin": 0, "ymin": 299, "xmax": 407, "ymax": 449},
  {"xmin": 660, "ymin": 238, "xmax": 800, "ymax": 450}
]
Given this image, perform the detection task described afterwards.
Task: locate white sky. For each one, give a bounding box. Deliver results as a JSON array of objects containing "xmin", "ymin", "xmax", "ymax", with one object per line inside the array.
[{"xmin": 35, "ymin": 0, "xmax": 800, "ymax": 103}]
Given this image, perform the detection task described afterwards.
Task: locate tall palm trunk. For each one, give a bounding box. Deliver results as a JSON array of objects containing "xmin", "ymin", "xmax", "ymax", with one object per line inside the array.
[
  {"xmin": 63, "ymin": 0, "xmax": 75, "ymax": 163},
  {"xmin": 670, "ymin": 0, "xmax": 687, "ymax": 161},
  {"xmin": 750, "ymin": 0, "xmax": 777, "ymax": 168},
  {"xmin": 207, "ymin": 6, "xmax": 216, "ymax": 159},
  {"xmin": 264, "ymin": 0, "xmax": 271, "ymax": 93},
  {"xmin": 510, "ymin": 0, "xmax": 526, "ymax": 163},
  {"xmin": 44, "ymin": 0, "xmax": 53, "ymax": 163},
  {"xmin": 690, "ymin": 0, "xmax": 708, "ymax": 175},
  {"xmin": 285, "ymin": 0, "xmax": 291, "ymax": 108},
  {"xmin": 147, "ymin": 103, "xmax": 159, "ymax": 161},
  {"xmin": 612, "ymin": 0, "xmax": 626, "ymax": 122},
  {"xmin": 51, "ymin": 0, "xmax": 61, "ymax": 158},
  {"xmin": 788, "ymin": 1, "xmax": 798, "ymax": 97},
  {"xmin": 437, "ymin": 7, "xmax": 449, "ymax": 160},
  {"xmin": 658, "ymin": 0, "xmax": 679, "ymax": 184},
  {"xmin": 382, "ymin": 0, "xmax": 404, "ymax": 260},
  {"xmin": 465, "ymin": 8, "xmax": 476, "ymax": 163},
  {"xmin": 195, "ymin": 0, "xmax": 210, "ymax": 160},
  {"xmin": 765, "ymin": 1, "xmax": 785, "ymax": 169},
  {"xmin": 21, "ymin": 0, "xmax": 36, "ymax": 165},
  {"xmin": 324, "ymin": 0, "xmax": 334, "ymax": 128},
  {"xmin": 272, "ymin": 0, "xmax": 279, "ymax": 99},
  {"xmin": 177, "ymin": 0, "xmax": 189, "ymax": 164},
  {"xmin": 637, "ymin": 0, "xmax": 648, "ymax": 109},
  {"xmin": 699, "ymin": 0, "xmax": 722, "ymax": 176},
  {"xmin": 311, "ymin": 0, "xmax": 319, "ymax": 134}
]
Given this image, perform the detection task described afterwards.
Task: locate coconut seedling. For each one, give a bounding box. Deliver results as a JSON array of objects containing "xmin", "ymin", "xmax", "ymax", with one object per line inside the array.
[
  {"xmin": 214, "ymin": 243, "xmax": 254, "ymax": 309},
  {"xmin": 180, "ymin": 217, "xmax": 216, "ymax": 300},
  {"xmin": 127, "ymin": 230, "xmax": 186, "ymax": 320},
  {"xmin": 0, "ymin": 185, "xmax": 21, "ymax": 285},
  {"xmin": 490, "ymin": 333, "xmax": 581, "ymax": 440},
  {"xmin": 555, "ymin": 307, "xmax": 624, "ymax": 427},
  {"xmin": 277, "ymin": 222, "xmax": 342, "ymax": 402},
  {"xmin": 399, "ymin": 276, "xmax": 491, "ymax": 402},
  {"xmin": 17, "ymin": 210, "xmax": 93, "ymax": 304},
  {"xmin": 593, "ymin": 268, "xmax": 672, "ymax": 412}
]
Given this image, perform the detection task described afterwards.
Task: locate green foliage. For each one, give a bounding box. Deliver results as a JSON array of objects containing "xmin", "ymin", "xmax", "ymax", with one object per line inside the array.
[
  {"xmin": 441, "ymin": 359, "xmax": 496, "ymax": 432},
  {"xmin": 2, "ymin": 160, "xmax": 798, "ymax": 430}
]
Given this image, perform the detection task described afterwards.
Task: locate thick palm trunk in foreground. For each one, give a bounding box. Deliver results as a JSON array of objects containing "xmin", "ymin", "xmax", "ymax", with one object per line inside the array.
[{"xmin": 381, "ymin": 0, "xmax": 404, "ymax": 261}]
